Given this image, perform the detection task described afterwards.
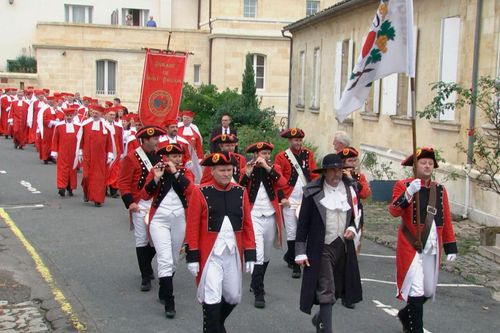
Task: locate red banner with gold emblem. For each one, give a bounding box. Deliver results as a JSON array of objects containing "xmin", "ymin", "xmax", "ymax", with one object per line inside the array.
[{"xmin": 138, "ymin": 49, "xmax": 187, "ymax": 126}]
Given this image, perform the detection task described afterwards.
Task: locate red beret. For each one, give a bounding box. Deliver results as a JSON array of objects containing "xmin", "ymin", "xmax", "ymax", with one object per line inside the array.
[
  {"xmin": 104, "ymin": 100, "xmax": 113, "ymax": 107},
  {"xmin": 34, "ymin": 89, "xmax": 44, "ymax": 95},
  {"xmin": 46, "ymin": 96, "xmax": 56, "ymax": 101},
  {"xmin": 401, "ymin": 147, "xmax": 439, "ymax": 168},
  {"xmin": 339, "ymin": 147, "xmax": 359, "ymax": 159},
  {"xmin": 26, "ymin": 86, "xmax": 34, "ymax": 90},
  {"xmin": 201, "ymin": 152, "xmax": 236, "ymax": 167},
  {"xmin": 89, "ymin": 104, "xmax": 104, "ymax": 113},
  {"xmin": 105, "ymin": 106, "xmax": 117, "ymax": 114},
  {"xmin": 157, "ymin": 143, "xmax": 184, "ymax": 155},
  {"xmin": 245, "ymin": 141, "xmax": 274, "ymax": 153},
  {"xmin": 182, "ymin": 110, "xmax": 195, "ymax": 118},
  {"xmin": 62, "ymin": 107, "xmax": 78, "ymax": 116},
  {"xmin": 211, "ymin": 134, "xmax": 238, "ymax": 144},
  {"xmin": 43, "ymin": 88, "xmax": 50, "ymax": 94},
  {"xmin": 163, "ymin": 118, "xmax": 178, "ymax": 127},
  {"xmin": 136, "ymin": 126, "xmax": 166, "ymax": 139},
  {"xmin": 280, "ymin": 127, "xmax": 305, "ymax": 139},
  {"xmin": 82, "ymin": 96, "xmax": 92, "ymax": 101}
]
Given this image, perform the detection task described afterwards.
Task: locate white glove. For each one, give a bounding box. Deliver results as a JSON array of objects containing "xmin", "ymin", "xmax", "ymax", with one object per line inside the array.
[
  {"xmin": 48, "ymin": 120, "xmax": 57, "ymax": 128},
  {"xmin": 78, "ymin": 151, "xmax": 83, "ymax": 163},
  {"xmin": 187, "ymin": 262, "xmax": 199, "ymax": 277},
  {"xmin": 406, "ymin": 179, "xmax": 422, "ymax": 197},
  {"xmin": 446, "ymin": 254, "xmax": 457, "ymax": 262},
  {"xmin": 107, "ymin": 156, "xmax": 114, "ymax": 164},
  {"xmin": 7, "ymin": 118, "xmax": 13, "ymax": 125},
  {"xmin": 245, "ymin": 261, "xmax": 255, "ymax": 274},
  {"xmin": 50, "ymin": 152, "xmax": 58, "ymax": 160}
]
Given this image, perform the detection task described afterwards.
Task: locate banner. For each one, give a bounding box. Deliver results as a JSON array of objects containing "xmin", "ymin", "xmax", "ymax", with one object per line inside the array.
[
  {"xmin": 138, "ymin": 50, "xmax": 187, "ymax": 126},
  {"xmin": 336, "ymin": 0, "xmax": 414, "ymax": 122}
]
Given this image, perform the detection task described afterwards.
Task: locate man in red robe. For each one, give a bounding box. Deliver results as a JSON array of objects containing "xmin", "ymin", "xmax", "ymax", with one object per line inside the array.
[
  {"xmin": 104, "ymin": 107, "xmax": 124, "ymax": 198},
  {"xmin": 51, "ymin": 107, "xmax": 80, "ymax": 197},
  {"xmin": 177, "ymin": 110, "xmax": 204, "ymax": 160},
  {"xmin": 39, "ymin": 97, "xmax": 64, "ymax": 164},
  {"xmin": 76, "ymin": 104, "xmax": 114, "ymax": 207},
  {"xmin": 8, "ymin": 90, "xmax": 30, "ymax": 149},
  {"xmin": 0, "ymin": 88, "xmax": 16, "ymax": 138},
  {"xmin": 27, "ymin": 89, "xmax": 46, "ymax": 147}
]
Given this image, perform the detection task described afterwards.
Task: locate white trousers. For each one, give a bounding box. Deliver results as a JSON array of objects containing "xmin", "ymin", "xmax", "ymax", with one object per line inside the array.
[
  {"xmin": 149, "ymin": 211, "xmax": 186, "ymax": 278},
  {"xmin": 282, "ymin": 205, "xmax": 298, "ymax": 241},
  {"xmin": 131, "ymin": 199, "xmax": 151, "ymax": 247},
  {"xmin": 409, "ymin": 252, "xmax": 437, "ymax": 298},
  {"xmin": 251, "ymin": 213, "xmax": 276, "ymax": 264},
  {"xmin": 202, "ymin": 247, "xmax": 241, "ymax": 305}
]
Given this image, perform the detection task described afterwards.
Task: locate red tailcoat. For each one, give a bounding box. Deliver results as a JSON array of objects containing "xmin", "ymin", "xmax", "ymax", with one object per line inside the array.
[
  {"xmin": 388, "ymin": 178, "xmax": 457, "ymax": 300},
  {"xmin": 274, "ymin": 148, "xmax": 319, "ymax": 200},
  {"xmin": 79, "ymin": 119, "xmax": 114, "ymax": 204},
  {"xmin": 185, "ymin": 181, "xmax": 257, "ymax": 285},
  {"xmin": 40, "ymin": 106, "xmax": 64, "ymax": 161},
  {"xmin": 178, "ymin": 124, "xmax": 204, "ymax": 159},
  {"xmin": 51, "ymin": 122, "xmax": 80, "ymax": 190},
  {"xmin": 200, "ymin": 152, "xmax": 246, "ymax": 184},
  {"xmin": 0, "ymin": 95, "xmax": 12, "ymax": 135},
  {"xmin": 158, "ymin": 135, "xmax": 192, "ymax": 167},
  {"xmin": 356, "ymin": 172, "xmax": 372, "ymax": 200},
  {"xmin": 106, "ymin": 123, "xmax": 124, "ymax": 189},
  {"xmin": 9, "ymin": 100, "xmax": 30, "ymax": 147}
]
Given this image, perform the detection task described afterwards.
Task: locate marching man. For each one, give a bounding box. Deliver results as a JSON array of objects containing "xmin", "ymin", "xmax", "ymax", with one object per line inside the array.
[
  {"xmin": 51, "ymin": 107, "xmax": 80, "ymax": 197},
  {"xmin": 200, "ymin": 134, "xmax": 245, "ymax": 184},
  {"xmin": 0, "ymin": 88, "xmax": 16, "ymax": 138},
  {"xmin": 158, "ymin": 119, "xmax": 192, "ymax": 167},
  {"xmin": 105, "ymin": 107, "xmax": 124, "ymax": 198},
  {"xmin": 186, "ymin": 152, "xmax": 256, "ymax": 333},
  {"xmin": 389, "ymin": 147, "xmax": 457, "ymax": 333},
  {"xmin": 8, "ymin": 90, "xmax": 30, "ymax": 150},
  {"xmin": 39, "ymin": 96, "xmax": 64, "ymax": 164},
  {"xmin": 142, "ymin": 143, "xmax": 194, "ymax": 319},
  {"xmin": 177, "ymin": 110, "xmax": 204, "ymax": 160}
]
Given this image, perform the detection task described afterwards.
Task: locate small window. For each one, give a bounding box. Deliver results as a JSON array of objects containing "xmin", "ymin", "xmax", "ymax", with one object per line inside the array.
[
  {"xmin": 306, "ymin": 1, "xmax": 320, "ymax": 16},
  {"xmin": 298, "ymin": 51, "xmax": 306, "ymax": 106},
  {"xmin": 65, "ymin": 4, "xmax": 93, "ymax": 24},
  {"xmin": 96, "ymin": 60, "xmax": 116, "ymax": 95},
  {"xmin": 311, "ymin": 48, "xmax": 321, "ymax": 109},
  {"xmin": 252, "ymin": 54, "xmax": 265, "ymax": 90},
  {"xmin": 244, "ymin": 0, "xmax": 257, "ymax": 18},
  {"xmin": 194, "ymin": 65, "xmax": 201, "ymax": 85}
]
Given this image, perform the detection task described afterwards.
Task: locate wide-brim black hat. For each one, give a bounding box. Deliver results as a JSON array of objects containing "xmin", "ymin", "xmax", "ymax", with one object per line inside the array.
[
  {"xmin": 201, "ymin": 152, "xmax": 236, "ymax": 167},
  {"xmin": 401, "ymin": 147, "xmax": 439, "ymax": 168},
  {"xmin": 157, "ymin": 143, "xmax": 184, "ymax": 155},
  {"xmin": 312, "ymin": 153, "xmax": 344, "ymax": 174}
]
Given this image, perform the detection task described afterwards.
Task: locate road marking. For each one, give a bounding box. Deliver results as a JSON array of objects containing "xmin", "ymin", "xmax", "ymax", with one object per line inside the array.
[
  {"xmin": 0, "ymin": 204, "xmax": 45, "ymax": 210},
  {"xmin": 0, "ymin": 170, "xmax": 6, "ymax": 174},
  {"xmin": 19, "ymin": 180, "xmax": 41, "ymax": 194},
  {"xmin": 372, "ymin": 300, "xmax": 432, "ymax": 333},
  {"xmin": 360, "ymin": 253, "xmax": 396, "ymax": 258},
  {"xmin": 362, "ymin": 278, "xmax": 483, "ymax": 288},
  {"xmin": 0, "ymin": 208, "xmax": 86, "ymax": 332}
]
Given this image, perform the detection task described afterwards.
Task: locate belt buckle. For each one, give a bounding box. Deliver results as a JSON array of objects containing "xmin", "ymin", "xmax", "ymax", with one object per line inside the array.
[{"xmin": 426, "ymin": 205, "xmax": 437, "ymax": 216}]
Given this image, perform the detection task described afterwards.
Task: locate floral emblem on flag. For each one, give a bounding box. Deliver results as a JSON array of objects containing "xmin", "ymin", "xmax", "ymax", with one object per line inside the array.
[{"xmin": 149, "ymin": 90, "xmax": 173, "ymax": 117}]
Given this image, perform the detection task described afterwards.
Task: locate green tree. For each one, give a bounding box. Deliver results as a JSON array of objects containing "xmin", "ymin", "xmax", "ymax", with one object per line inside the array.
[{"xmin": 241, "ymin": 53, "xmax": 258, "ymax": 110}]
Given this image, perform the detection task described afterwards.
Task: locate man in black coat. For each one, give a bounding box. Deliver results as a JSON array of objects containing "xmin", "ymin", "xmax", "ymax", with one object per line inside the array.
[
  {"xmin": 295, "ymin": 153, "xmax": 362, "ymax": 333},
  {"xmin": 209, "ymin": 113, "xmax": 237, "ymax": 153}
]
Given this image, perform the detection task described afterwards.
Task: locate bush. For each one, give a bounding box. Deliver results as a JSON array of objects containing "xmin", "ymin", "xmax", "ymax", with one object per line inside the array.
[{"xmin": 7, "ymin": 55, "xmax": 37, "ymax": 73}]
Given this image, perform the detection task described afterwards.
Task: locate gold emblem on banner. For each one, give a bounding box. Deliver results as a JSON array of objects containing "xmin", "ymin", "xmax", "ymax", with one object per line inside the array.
[{"xmin": 149, "ymin": 90, "xmax": 173, "ymax": 117}]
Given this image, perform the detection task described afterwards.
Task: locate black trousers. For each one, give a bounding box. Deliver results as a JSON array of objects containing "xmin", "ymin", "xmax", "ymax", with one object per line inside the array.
[{"xmin": 316, "ymin": 237, "xmax": 346, "ymax": 304}]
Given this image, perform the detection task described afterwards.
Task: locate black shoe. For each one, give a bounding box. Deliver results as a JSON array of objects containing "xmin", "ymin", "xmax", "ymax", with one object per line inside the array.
[
  {"xmin": 292, "ymin": 263, "xmax": 301, "ymax": 279},
  {"xmin": 83, "ymin": 193, "xmax": 89, "ymax": 202},
  {"xmin": 68, "ymin": 190, "xmax": 74, "ymax": 197},
  {"xmin": 18, "ymin": 146, "xmax": 24, "ymax": 150},
  {"xmin": 312, "ymin": 312, "xmax": 324, "ymax": 333},
  {"xmin": 43, "ymin": 160, "xmax": 49, "ymax": 164},
  {"xmin": 342, "ymin": 300, "xmax": 355, "ymax": 309},
  {"xmin": 397, "ymin": 308, "xmax": 410, "ymax": 333},
  {"xmin": 58, "ymin": 189, "xmax": 65, "ymax": 197},
  {"xmin": 141, "ymin": 277, "xmax": 151, "ymax": 291},
  {"xmin": 165, "ymin": 298, "xmax": 176, "ymax": 319},
  {"xmin": 254, "ymin": 293, "xmax": 265, "ymax": 309},
  {"xmin": 94, "ymin": 202, "xmax": 102, "ymax": 207}
]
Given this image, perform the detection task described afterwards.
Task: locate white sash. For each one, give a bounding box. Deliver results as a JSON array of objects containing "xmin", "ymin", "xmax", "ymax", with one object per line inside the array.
[
  {"xmin": 136, "ymin": 147, "xmax": 153, "ymax": 172},
  {"xmin": 285, "ymin": 148, "xmax": 308, "ymax": 185}
]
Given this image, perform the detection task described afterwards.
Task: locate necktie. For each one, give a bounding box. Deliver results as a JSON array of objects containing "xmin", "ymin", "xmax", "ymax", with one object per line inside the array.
[{"xmin": 224, "ymin": 128, "xmax": 228, "ymax": 134}]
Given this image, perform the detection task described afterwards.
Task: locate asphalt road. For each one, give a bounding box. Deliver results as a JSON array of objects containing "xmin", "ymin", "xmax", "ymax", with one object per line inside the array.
[{"xmin": 0, "ymin": 138, "xmax": 499, "ymax": 333}]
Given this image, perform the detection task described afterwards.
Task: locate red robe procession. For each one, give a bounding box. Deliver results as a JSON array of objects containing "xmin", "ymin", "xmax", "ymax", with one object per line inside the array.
[
  {"xmin": 0, "ymin": 93, "xmax": 13, "ymax": 136},
  {"xmin": 77, "ymin": 118, "xmax": 114, "ymax": 204},
  {"xmin": 39, "ymin": 105, "xmax": 64, "ymax": 162},
  {"xmin": 51, "ymin": 121, "xmax": 80, "ymax": 190},
  {"xmin": 9, "ymin": 99, "xmax": 30, "ymax": 148},
  {"xmin": 27, "ymin": 98, "xmax": 45, "ymax": 145},
  {"xmin": 106, "ymin": 121, "xmax": 124, "ymax": 191}
]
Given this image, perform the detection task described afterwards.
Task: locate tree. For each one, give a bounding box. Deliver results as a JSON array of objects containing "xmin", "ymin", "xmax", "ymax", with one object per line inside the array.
[
  {"xmin": 418, "ymin": 76, "xmax": 500, "ymax": 195},
  {"xmin": 241, "ymin": 53, "xmax": 258, "ymax": 110}
]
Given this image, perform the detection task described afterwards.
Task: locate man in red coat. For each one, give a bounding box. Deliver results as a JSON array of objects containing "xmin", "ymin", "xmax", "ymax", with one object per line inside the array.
[
  {"xmin": 76, "ymin": 104, "xmax": 114, "ymax": 207},
  {"xmin": 389, "ymin": 147, "xmax": 457, "ymax": 333},
  {"xmin": 200, "ymin": 134, "xmax": 246, "ymax": 184},
  {"xmin": 158, "ymin": 119, "xmax": 192, "ymax": 167},
  {"xmin": 239, "ymin": 141, "xmax": 287, "ymax": 309},
  {"xmin": 118, "ymin": 125, "xmax": 165, "ymax": 292},
  {"xmin": 27, "ymin": 89, "xmax": 46, "ymax": 145},
  {"xmin": 51, "ymin": 107, "xmax": 80, "ymax": 197},
  {"xmin": 104, "ymin": 107, "xmax": 124, "ymax": 198},
  {"xmin": 0, "ymin": 88, "xmax": 16, "ymax": 138},
  {"xmin": 274, "ymin": 128, "xmax": 318, "ymax": 278},
  {"xmin": 186, "ymin": 152, "xmax": 256, "ymax": 333},
  {"xmin": 177, "ymin": 110, "xmax": 204, "ymax": 160},
  {"xmin": 39, "ymin": 97, "xmax": 64, "ymax": 164},
  {"xmin": 8, "ymin": 90, "xmax": 30, "ymax": 149}
]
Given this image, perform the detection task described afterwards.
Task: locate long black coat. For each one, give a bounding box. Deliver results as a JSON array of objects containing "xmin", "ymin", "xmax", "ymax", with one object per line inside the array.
[{"xmin": 295, "ymin": 177, "xmax": 363, "ymax": 314}]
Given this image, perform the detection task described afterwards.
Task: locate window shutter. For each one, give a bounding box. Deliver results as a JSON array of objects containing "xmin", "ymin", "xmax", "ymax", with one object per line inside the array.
[
  {"xmin": 439, "ymin": 17, "xmax": 460, "ymax": 121},
  {"xmin": 381, "ymin": 73, "xmax": 398, "ymax": 116},
  {"xmin": 334, "ymin": 41, "xmax": 342, "ymax": 108}
]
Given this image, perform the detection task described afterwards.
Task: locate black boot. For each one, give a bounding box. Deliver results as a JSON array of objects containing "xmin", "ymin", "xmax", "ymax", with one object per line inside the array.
[
  {"xmin": 159, "ymin": 276, "xmax": 175, "ymax": 318},
  {"xmin": 292, "ymin": 263, "xmax": 301, "ymax": 279},
  {"xmin": 136, "ymin": 247, "xmax": 152, "ymax": 291},
  {"xmin": 147, "ymin": 244, "xmax": 156, "ymax": 280},
  {"xmin": 66, "ymin": 185, "xmax": 73, "ymax": 197},
  {"xmin": 405, "ymin": 296, "xmax": 426, "ymax": 333},
  {"xmin": 220, "ymin": 298, "xmax": 236, "ymax": 333},
  {"xmin": 317, "ymin": 303, "xmax": 333, "ymax": 333},
  {"xmin": 58, "ymin": 189, "xmax": 65, "ymax": 197},
  {"xmin": 110, "ymin": 187, "xmax": 120, "ymax": 198},
  {"xmin": 283, "ymin": 240, "xmax": 295, "ymax": 268},
  {"xmin": 203, "ymin": 303, "xmax": 222, "ymax": 333},
  {"xmin": 251, "ymin": 264, "xmax": 265, "ymax": 308}
]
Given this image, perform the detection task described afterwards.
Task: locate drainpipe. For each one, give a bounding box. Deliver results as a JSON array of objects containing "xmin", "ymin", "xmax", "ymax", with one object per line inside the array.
[
  {"xmin": 208, "ymin": 0, "xmax": 213, "ymax": 84},
  {"xmin": 197, "ymin": 0, "xmax": 201, "ymax": 29},
  {"xmin": 281, "ymin": 29, "xmax": 293, "ymax": 128},
  {"xmin": 463, "ymin": 0, "xmax": 482, "ymax": 219}
]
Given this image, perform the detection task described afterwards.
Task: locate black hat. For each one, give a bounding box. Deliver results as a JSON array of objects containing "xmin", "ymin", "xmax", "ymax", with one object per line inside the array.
[
  {"xmin": 211, "ymin": 133, "xmax": 238, "ymax": 144},
  {"xmin": 280, "ymin": 127, "xmax": 305, "ymax": 139},
  {"xmin": 312, "ymin": 153, "xmax": 344, "ymax": 174},
  {"xmin": 157, "ymin": 143, "xmax": 184, "ymax": 156},
  {"xmin": 338, "ymin": 147, "xmax": 359, "ymax": 159},
  {"xmin": 245, "ymin": 141, "xmax": 274, "ymax": 153},
  {"xmin": 136, "ymin": 125, "xmax": 166, "ymax": 139},
  {"xmin": 200, "ymin": 152, "xmax": 236, "ymax": 167},
  {"xmin": 401, "ymin": 147, "xmax": 439, "ymax": 168}
]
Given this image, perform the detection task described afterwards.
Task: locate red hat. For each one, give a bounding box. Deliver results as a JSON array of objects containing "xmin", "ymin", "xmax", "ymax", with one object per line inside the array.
[
  {"xmin": 114, "ymin": 105, "xmax": 124, "ymax": 111},
  {"xmin": 280, "ymin": 127, "xmax": 305, "ymax": 139},
  {"xmin": 89, "ymin": 104, "xmax": 104, "ymax": 113},
  {"xmin": 121, "ymin": 114, "xmax": 131, "ymax": 122},
  {"xmin": 129, "ymin": 113, "xmax": 139, "ymax": 122},
  {"xmin": 25, "ymin": 88, "xmax": 33, "ymax": 94},
  {"xmin": 136, "ymin": 125, "xmax": 166, "ymax": 139},
  {"xmin": 339, "ymin": 147, "xmax": 359, "ymax": 159},
  {"xmin": 34, "ymin": 89, "xmax": 44, "ymax": 95},
  {"xmin": 401, "ymin": 147, "xmax": 439, "ymax": 168},
  {"xmin": 105, "ymin": 106, "xmax": 117, "ymax": 114},
  {"xmin": 182, "ymin": 110, "xmax": 195, "ymax": 118},
  {"xmin": 104, "ymin": 100, "xmax": 113, "ymax": 107},
  {"xmin": 157, "ymin": 143, "xmax": 184, "ymax": 155},
  {"xmin": 43, "ymin": 88, "xmax": 50, "ymax": 94},
  {"xmin": 26, "ymin": 86, "xmax": 34, "ymax": 90},
  {"xmin": 163, "ymin": 118, "xmax": 178, "ymax": 127},
  {"xmin": 46, "ymin": 96, "xmax": 56, "ymax": 102},
  {"xmin": 65, "ymin": 92, "xmax": 75, "ymax": 97},
  {"xmin": 245, "ymin": 141, "xmax": 274, "ymax": 153},
  {"xmin": 201, "ymin": 152, "xmax": 237, "ymax": 167},
  {"xmin": 211, "ymin": 134, "xmax": 238, "ymax": 144},
  {"xmin": 82, "ymin": 96, "xmax": 92, "ymax": 101},
  {"xmin": 62, "ymin": 107, "xmax": 78, "ymax": 116},
  {"xmin": 7, "ymin": 87, "xmax": 18, "ymax": 93}
]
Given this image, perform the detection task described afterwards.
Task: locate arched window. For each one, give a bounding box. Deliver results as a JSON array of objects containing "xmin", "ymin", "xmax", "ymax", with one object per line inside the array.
[{"xmin": 96, "ymin": 60, "xmax": 116, "ymax": 95}]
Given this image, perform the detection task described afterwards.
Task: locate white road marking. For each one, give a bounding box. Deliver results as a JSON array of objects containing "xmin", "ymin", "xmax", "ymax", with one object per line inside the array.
[
  {"xmin": 372, "ymin": 300, "xmax": 432, "ymax": 333},
  {"xmin": 0, "ymin": 170, "xmax": 6, "ymax": 174},
  {"xmin": 360, "ymin": 253, "xmax": 396, "ymax": 258},
  {"xmin": 19, "ymin": 180, "xmax": 41, "ymax": 194},
  {"xmin": 0, "ymin": 204, "xmax": 45, "ymax": 210},
  {"xmin": 362, "ymin": 278, "xmax": 396, "ymax": 285},
  {"xmin": 363, "ymin": 278, "xmax": 483, "ymax": 288}
]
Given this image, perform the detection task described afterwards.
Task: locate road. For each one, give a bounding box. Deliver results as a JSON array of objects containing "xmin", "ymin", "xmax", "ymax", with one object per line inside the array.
[{"xmin": 0, "ymin": 138, "xmax": 499, "ymax": 333}]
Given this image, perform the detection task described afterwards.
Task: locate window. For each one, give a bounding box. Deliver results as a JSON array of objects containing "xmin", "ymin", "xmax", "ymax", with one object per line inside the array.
[
  {"xmin": 252, "ymin": 54, "xmax": 265, "ymax": 90},
  {"xmin": 122, "ymin": 8, "xmax": 150, "ymax": 26},
  {"xmin": 306, "ymin": 1, "xmax": 320, "ymax": 16},
  {"xmin": 194, "ymin": 65, "xmax": 201, "ymax": 85},
  {"xmin": 439, "ymin": 17, "xmax": 460, "ymax": 121},
  {"xmin": 244, "ymin": 0, "xmax": 257, "ymax": 18},
  {"xmin": 96, "ymin": 60, "xmax": 116, "ymax": 95},
  {"xmin": 311, "ymin": 48, "xmax": 321, "ymax": 109},
  {"xmin": 65, "ymin": 5, "xmax": 93, "ymax": 24},
  {"xmin": 298, "ymin": 51, "xmax": 306, "ymax": 106},
  {"xmin": 334, "ymin": 39, "xmax": 353, "ymax": 107}
]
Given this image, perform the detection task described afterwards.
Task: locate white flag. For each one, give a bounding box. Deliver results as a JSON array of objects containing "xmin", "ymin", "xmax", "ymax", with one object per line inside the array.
[{"xmin": 336, "ymin": 0, "xmax": 414, "ymax": 122}]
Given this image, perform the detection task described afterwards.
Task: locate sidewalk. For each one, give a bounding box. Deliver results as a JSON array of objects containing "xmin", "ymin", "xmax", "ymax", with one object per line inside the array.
[{"xmin": 362, "ymin": 200, "xmax": 500, "ymax": 301}]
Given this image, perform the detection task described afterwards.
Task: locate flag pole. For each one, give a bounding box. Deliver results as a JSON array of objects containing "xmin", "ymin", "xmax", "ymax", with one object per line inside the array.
[{"xmin": 410, "ymin": 77, "xmax": 422, "ymax": 252}]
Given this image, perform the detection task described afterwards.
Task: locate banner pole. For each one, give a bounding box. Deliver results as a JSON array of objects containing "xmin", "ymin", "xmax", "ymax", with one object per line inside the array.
[
  {"xmin": 410, "ymin": 77, "xmax": 422, "ymax": 252},
  {"xmin": 167, "ymin": 31, "xmax": 173, "ymax": 51}
]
